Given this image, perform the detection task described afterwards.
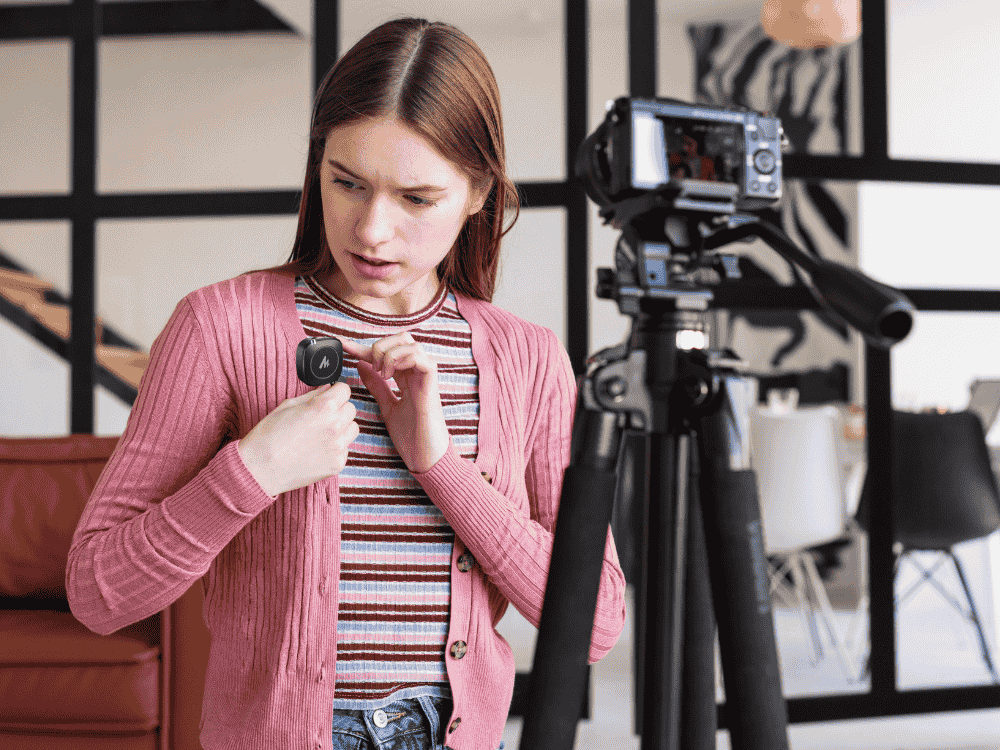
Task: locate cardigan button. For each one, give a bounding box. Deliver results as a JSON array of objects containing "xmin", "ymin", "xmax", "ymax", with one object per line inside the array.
[
  {"xmin": 448, "ymin": 717, "xmax": 462, "ymax": 733},
  {"xmin": 457, "ymin": 553, "xmax": 475, "ymax": 572},
  {"xmin": 481, "ymin": 471, "xmax": 492, "ymax": 484},
  {"xmin": 450, "ymin": 640, "xmax": 467, "ymax": 659}
]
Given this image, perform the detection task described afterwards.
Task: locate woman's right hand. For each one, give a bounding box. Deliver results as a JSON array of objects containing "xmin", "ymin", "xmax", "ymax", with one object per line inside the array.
[{"xmin": 237, "ymin": 382, "xmax": 359, "ymax": 497}]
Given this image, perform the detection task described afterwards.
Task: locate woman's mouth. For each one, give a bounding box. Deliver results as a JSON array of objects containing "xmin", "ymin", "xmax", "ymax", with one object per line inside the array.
[{"xmin": 349, "ymin": 252, "xmax": 398, "ymax": 279}]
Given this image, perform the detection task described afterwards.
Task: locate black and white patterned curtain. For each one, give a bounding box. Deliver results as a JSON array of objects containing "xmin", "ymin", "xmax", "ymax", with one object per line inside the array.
[{"xmin": 689, "ymin": 22, "xmax": 861, "ymax": 391}]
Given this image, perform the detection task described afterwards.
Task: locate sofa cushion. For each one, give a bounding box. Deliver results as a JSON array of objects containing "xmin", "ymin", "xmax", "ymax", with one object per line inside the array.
[
  {"xmin": 0, "ymin": 609, "xmax": 159, "ymax": 732},
  {"xmin": 0, "ymin": 435, "xmax": 119, "ymax": 598}
]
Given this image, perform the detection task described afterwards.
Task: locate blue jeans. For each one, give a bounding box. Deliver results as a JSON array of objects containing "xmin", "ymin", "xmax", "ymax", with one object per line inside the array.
[{"xmin": 330, "ymin": 696, "xmax": 505, "ymax": 750}]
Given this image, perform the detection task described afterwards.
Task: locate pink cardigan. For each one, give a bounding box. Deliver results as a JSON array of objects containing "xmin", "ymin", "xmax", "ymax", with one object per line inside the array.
[{"xmin": 67, "ymin": 271, "xmax": 626, "ymax": 750}]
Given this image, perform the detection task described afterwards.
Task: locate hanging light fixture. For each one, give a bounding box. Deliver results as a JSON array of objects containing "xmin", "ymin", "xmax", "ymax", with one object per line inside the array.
[{"xmin": 760, "ymin": 0, "xmax": 862, "ymax": 49}]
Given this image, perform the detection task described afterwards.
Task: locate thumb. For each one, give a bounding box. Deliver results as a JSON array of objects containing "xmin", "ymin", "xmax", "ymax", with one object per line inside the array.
[
  {"xmin": 274, "ymin": 383, "xmax": 331, "ymax": 412},
  {"xmin": 356, "ymin": 360, "xmax": 398, "ymax": 412}
]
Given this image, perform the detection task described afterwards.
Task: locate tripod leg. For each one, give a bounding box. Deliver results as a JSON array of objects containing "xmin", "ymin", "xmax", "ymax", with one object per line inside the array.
[
  {"xmin": 698, "ymin": 381, "xmax": 790, "ymax": 750},
  {"xmin": 630, "ymin": 433, "xmax": 650, "ymax": 736},
  {"xmin": 519, "ymin": 406, "xmax": 622, "ymax": 750},
  {"xmin": 640, "ymin": 432, "xmax": 689, "ymax": 750},
  {"xmin": 681, "ymin": 449, "xmax": 718, "ymax": 750}
]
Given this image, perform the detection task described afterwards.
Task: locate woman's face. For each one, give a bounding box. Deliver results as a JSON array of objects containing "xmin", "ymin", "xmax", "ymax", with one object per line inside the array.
[{"xmin": 319, "ymin": 116, "xmax": 487, "ymax": 315}]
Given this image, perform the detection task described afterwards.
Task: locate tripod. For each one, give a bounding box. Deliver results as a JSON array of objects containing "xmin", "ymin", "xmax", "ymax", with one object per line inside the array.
[{"xmin": 518, "ymin": 203, "xmax": 913, "ymax": 750}]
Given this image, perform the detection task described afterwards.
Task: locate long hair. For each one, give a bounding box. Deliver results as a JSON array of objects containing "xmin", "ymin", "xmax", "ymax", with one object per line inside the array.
[{"xmin": 275, "ymin": 18, "xmax": 519, "ymax": 302}]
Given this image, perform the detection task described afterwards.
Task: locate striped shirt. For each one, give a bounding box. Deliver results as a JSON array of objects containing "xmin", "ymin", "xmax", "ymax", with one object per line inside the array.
[{"xmin": 294, "ymin": 275, "xmax": 479, "ymax": 708}]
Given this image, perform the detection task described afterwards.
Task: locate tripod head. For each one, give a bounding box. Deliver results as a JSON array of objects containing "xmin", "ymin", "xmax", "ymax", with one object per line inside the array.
[
  {"xmin": 578, "ymin": 97, "xmax": 914, "ymax": 350},
  {"xmin": 594, "ymin": 202, "xmax": 914, "ymax": 350}
]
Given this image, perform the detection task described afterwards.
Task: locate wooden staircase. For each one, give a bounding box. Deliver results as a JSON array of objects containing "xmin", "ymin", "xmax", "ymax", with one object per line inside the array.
[{"xmin": 0, "ymin": 261, "xmax": 148, "ymax": 403}]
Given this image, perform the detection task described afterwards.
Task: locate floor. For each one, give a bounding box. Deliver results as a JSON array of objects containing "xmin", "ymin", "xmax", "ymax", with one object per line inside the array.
[{"xmin": 495, "ymin": 560, "xmax": 1000, "ymax": 750}]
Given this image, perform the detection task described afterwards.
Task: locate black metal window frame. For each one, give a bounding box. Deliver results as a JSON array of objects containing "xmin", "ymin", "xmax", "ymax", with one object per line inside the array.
[{"xmin": 3, "ymin": 0, "xmax": 1000, "ymax": 729}]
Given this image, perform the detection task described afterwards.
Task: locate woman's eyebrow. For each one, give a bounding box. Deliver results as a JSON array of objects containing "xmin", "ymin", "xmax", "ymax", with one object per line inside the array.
[{"xmin": 327, "ymin": 159, "xmax": 448, "ymax": 193}]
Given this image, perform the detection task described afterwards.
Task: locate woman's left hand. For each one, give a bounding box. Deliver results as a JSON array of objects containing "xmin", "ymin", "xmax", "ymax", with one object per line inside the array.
[{"xmin": 341, "ymin": 334, "xmax": 451, "ymax": 474}]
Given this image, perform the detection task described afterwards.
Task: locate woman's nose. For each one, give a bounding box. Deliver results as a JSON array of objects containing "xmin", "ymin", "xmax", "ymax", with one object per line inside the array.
[{"xmin": 355, "ymin": 194, "xmax": 396, "ymax": 247}]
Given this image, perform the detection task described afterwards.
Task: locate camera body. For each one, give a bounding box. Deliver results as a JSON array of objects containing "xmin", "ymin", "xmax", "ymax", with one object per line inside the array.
[
  {"xmin": 296, "ymin": 337, "xmax": 343, "ymax": 386},
  {"xmin": 584, "ymin": 97, "xmax": 783, "ymax": 214}
]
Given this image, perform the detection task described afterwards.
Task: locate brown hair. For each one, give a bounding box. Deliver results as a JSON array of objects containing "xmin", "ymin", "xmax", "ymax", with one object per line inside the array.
[{"xmin": 274, "ymin": 17, "xmax": 519, "ymax": 302}]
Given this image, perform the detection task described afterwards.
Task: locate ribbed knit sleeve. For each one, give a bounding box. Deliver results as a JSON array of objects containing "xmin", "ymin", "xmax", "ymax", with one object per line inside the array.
[
  {"xmin": 414, "ymin": 317, "xmax": 627, "ymax": 662},
  {"xmin": 66, "ymin": 295, "xmax": 275, "ymax": 636}
]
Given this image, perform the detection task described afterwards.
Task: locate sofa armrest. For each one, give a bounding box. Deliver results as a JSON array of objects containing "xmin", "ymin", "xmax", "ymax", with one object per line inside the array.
[{"xmin": 162, "ymin": 581, "xmax": 210, "ymax": 750}]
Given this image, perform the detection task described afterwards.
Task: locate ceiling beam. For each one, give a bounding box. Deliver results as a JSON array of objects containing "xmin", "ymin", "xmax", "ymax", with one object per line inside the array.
[{"xmin": 0, "ymin": 0, "xmax": 295, "ymax": 40}]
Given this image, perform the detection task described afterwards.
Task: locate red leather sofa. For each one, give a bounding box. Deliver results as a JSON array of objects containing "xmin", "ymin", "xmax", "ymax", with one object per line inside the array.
[{"xmin": 0, "ymin": 434, "xmax": 210, "ymax": 750}]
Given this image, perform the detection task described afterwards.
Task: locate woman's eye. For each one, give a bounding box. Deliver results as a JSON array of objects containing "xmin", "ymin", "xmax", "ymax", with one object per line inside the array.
[
  {"xmin": 406, "ymin": 195, "xmax": 434, "ymax": 207},
  {"xmin": 334, "ymin": 177, "xmax": 360, "ymax": 190}
]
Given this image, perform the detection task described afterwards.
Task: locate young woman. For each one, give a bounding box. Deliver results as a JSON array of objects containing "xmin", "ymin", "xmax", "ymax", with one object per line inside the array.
[{"xmin": 67, "ymin": 18, "xmax": 626, "ymax": 750}]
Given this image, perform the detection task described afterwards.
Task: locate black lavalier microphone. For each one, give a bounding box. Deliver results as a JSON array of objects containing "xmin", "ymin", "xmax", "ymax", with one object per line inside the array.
[{"xmin": 296, "ymin": 337, "xmax": 344, "ymax": 386}]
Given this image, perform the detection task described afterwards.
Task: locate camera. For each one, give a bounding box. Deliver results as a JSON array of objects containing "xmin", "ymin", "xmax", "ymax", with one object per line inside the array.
[
  {"xmin": 296, "ymin": 337, "xmax": 343, "ymax": 386},
  {"xmin": 577, "ymin": 97, "xmax": 784, "ymax": 215}
]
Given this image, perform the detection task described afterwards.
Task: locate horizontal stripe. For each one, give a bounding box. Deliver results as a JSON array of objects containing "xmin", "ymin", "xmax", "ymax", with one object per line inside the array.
[
  {"xmin": 337, "ymin": 582, "xmax": 450, "ymax": 595},
  {"xmin": 336, "ymin": 633, "xmax": 448, "ymax": 645},
  {"xmin": 337, "ymin": 658, "xmax": 445, "ymax": 682},
  {"xmin": 336, "ymin": 602, "xmax": 449, "ymax": 613},
  {"xmin": 335, "ymin": 618, "xmax": 448, "ymax": 628},
  {"xmin": 336, "ymin": 622, "xmax": 450, "ymax": 636},
  {"xmin": 334, "ymin": 671, "xmax": 448, "ymax": 700},
  {"xmin": 335, "ymin": 655, "xmax": 447, "ymax": 666}
]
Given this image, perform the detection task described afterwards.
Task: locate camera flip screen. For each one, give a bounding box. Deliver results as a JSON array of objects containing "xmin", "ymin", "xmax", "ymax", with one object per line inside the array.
[
  {"xmin": 613, "ymin": 97, "xmax": 782, "ymax": 212},
  {"xmin": 631, "ymin": 112, "xmax": 742, "ymax": 190}
]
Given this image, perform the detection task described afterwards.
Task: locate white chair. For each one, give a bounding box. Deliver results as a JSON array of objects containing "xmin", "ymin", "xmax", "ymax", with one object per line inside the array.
[{"xmin": 750, "ymin": 403, "xmax": 860, "ymax": 681}]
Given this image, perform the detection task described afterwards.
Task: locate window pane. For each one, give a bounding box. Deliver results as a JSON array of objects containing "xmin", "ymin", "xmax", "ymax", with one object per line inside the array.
[
  {"xmin": 98, "ymin": 36, "xmax": 311, "ymax": 192},
  {"xmin": 891, "ymin": 312, "xmax": 1000, "ymax": 413},
  {"xmin": 96, "ymin": 216, "xmax": 297, "ymax": 352},
  {"xmin": 0, "ymin": 41, "xmax": 70, "ymax": 195},
  {"xmin": 93, "ymin": 215, "xmax": 297, "ymax": 434},
  {"xmin": 0, "ymin": 221, "xmax": 71, "ymax": 436},
  {"xmin": 889, "ymin": 0, "xmax": 1000, "ymax": 164},
  {"xmin": 338, "ymin": 1, "xmax": 565, "ymax": 182},
  {"xmin": 859, "ymin": 182, "xmax": 1000, "ymax": 290},
  {"xmin": 494, "ymin": 207, "xmax": 567, "ymax": 346}
]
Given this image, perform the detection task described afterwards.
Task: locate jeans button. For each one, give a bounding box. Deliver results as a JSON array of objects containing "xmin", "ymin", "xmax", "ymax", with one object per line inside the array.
[{"xmin": 373, "ymin": 708, "xmax": 388, "ymax": 728}]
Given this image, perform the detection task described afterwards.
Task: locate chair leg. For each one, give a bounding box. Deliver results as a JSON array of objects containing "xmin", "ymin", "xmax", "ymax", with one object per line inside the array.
[
  {"xmin": 769, "ymin": 558, "xmax": 802, "ymax": 610},
  {"xmin": 844, "ymin": 523, "xmax": 869, "ymax": 650},
  {"xmin": 789, "ymin": 554, "xmax": 825, "ymax": 664},
  {"xmin": 800, "ymin": 550, "xmax": 861, "ymax": 682},
  {"xmin": 896, "ymin": 553, "xmax": 952, "ymax": 609},
  {"xmin": 948, "ymin": 550, "xmax": 1000, "ymax": 685}
]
